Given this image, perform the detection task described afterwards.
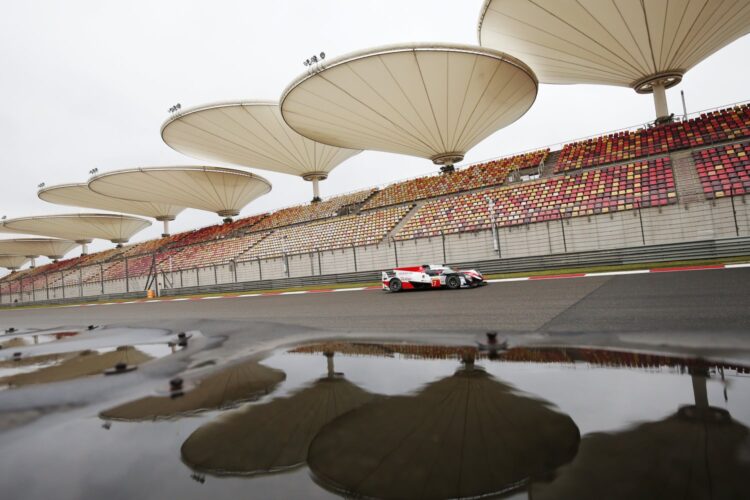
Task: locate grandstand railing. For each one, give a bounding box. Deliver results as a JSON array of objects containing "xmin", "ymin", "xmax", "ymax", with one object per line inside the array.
[{"xmin": 1, "ymin": 187, "xmax": 748, "ymax": 305}]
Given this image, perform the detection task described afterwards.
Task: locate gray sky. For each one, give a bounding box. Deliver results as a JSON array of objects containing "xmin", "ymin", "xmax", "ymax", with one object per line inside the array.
[{"xmin": 1, "ymin": 0, "xmax": 749, "ymax": 264}]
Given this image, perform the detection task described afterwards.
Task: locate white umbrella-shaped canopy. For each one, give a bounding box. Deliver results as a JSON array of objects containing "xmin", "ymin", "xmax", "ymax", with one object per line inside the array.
[
  {"xmin": 281, "ymin": 43, "xmax": 538, "ymax": 171},
  {"xmin": 478, "ymin": 0, "xmax": 750, "ymax": 118},
  {"xmin": 1, "ymin": 214, "xmax": 151, "ymax": 249},
  {"xmin": 39, "ymin": 183, "xmax": 185, "ymax": 237},
  {"xmin": 38, "ymin": 183, "xmax": 184, "ymax": 222},
  {"xmin": 161, "ymin": 101, "xmax": 361, "ymax": 202},
  {"xmin": 0, "ymin": 255, "xmax": 30, "ymax": 271},
  {"xmin": 0, "ymin": 238, "xmax": 77, "ymax": 261},
  {"xmin": 89, "ymin": 166, "xmax": 271, "ymax": 222}
]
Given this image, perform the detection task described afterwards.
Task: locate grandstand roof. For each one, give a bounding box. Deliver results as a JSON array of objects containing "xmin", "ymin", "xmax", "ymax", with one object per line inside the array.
[
  {"xmin": 477, "ymin": 1, "xmax": 750, "ymax": 107},
  {"xmin": 0, "ymin": 255, "xmax": 30, "ymax": 270},
  {"xmin": 88, "ymin": 166, "xmax": 272, "ymax": 220},
  {"xmin": 38, "ymin": 183, "xmax": 184, "ymax": 221},
  {"xmin": 1, "ymin": 214, "xmax": 151, "ymax": 244},
  {"xmin": 0, "ymin": 238, "xmax": 77, "ymax": 260},
  {"xmin": 280, "ymin": 43, "xmax": 537, "ymax": 169},
  {"xmin": 161, "ymin": 101, "xmax": 361, "ymax": 192}
]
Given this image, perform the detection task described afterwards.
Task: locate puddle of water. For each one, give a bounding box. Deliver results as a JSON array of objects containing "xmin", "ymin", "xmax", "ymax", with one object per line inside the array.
[{"xmin": 0, "ymin": 342, "xmax": 748, "ymax": 500}]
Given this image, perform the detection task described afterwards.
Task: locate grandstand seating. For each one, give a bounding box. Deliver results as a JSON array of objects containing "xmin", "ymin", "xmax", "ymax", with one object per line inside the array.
[
  {"xmin": 396, "ymin": 158, "xmax": 676, "ymax": 240},
  {"xmin": 693, "ymin": 141, "xmax": 750, "ymax": 198},
  {"xmin": 243, "ymin": 205, "xmax": 412, "ymax": 259},
  {"xmin": 362, "ymin": 149, "xmax": 549, "ymax": 210},
  {"xmin": 556, "ymin": 104, "xmax": 750, "ymax": 173},
  {"xmin": 159, "ymin": 232, "xmax": 269, "ymax": 271},
  {"xmin": 251, "ymin": 189, "xmax": 376, "ymax": 231},
  {"xmin": 170, "ymin": 214, "xmax": 267, "ymax": 248}
]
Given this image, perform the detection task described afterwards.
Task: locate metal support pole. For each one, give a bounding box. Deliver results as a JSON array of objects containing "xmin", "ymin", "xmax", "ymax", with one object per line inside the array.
[
  {"xmin": 19, "ymin": 277, "xmax": 24, "ymax": 303},
  {"xmin": 284, "ymin": 254, "xmax": 290, "ymax": 277},
  {"xmin": 559, "ymin": 212, "xmax": 568, "ymax": 253},
  {"xmin": 310, "ymin": 252, "xmax": 315, "ymax": 276},
  {"xmin": 232, "ymin": 260, "xmax": 238, "ymax": 283},
  {"xmin": 125, "ymin": 257, "xmax": 130, "ymax": 293},
  {"xmin": 45, "ymin": 273, "xmax": 49, "ymax": 300},
  {"xmin": 257, "ymin": 257, "xmax": 263, "ymax": 281},
  {"xmin": 392, "ymin": 238, "xmax": 399, "ymax": 266},
  {"xmin": 78, "ymin": 267, "xmax": 83, "ymax": 297},
  {"xmin": 61, "ymin": 271, "xmax": 65, "ymax": 298},
  {"xmin": 494, "ymin": 219, "xmax": 502, "ymax": 258},
  {"xmin": 637, "ymin": 202, "xmax": 646, "ymax": 245},
  {"xmin": 730, "ymin": 186, "xmax": 739, "ymax": 237},
  {"xmin": 100, "ymin": 263, "xmax": 105, "ymax": 294},
  {"xmin": 317, "ymin": 249, "xmax": 322, "ymax": 276},
  {"xmin": 196, "ymin": 267, "xmax": 200, "ymax": 287},
  {"xmin": 214, "ymin": 264, "xmax": 218, "ymax": 285},
  {"xmin": 441, "ymin": 231, "xmax": 447, "ymax": 263},
  {"xmin": 352, "ymin": 244, "xmax": 357, "ymax": 272}
]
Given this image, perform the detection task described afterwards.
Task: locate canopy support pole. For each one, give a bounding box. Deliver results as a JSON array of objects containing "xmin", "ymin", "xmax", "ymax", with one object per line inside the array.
[
  {"xmin": 162, "ymin": 219, "xmax": 170, "ymax": 237},
  {"xmin": 80, "ymin": 243, "xmax": 88, "ymax": 255},
  {"xmin": 312, "ymin": 178, "xmax": 321, "ymax": 203},
  {"xmin": 652, "ymin": 82, "xmax": 669, "ymax": 119}
]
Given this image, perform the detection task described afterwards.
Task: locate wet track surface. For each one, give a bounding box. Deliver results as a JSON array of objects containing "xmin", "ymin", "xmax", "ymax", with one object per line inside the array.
[
  {"xmin": 0, "ymin": 267, "xmax": 749, "ymax": 499},
  {"xmin": 0, "ymin": 267, "xmax": 748, "ymax": 335}
]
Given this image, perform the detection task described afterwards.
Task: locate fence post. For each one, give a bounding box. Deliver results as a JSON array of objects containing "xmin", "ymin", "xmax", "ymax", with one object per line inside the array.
[
  {"xmin": 317, "ymin": 249, "xmax": 322, "ymax": 276},
  {"xmin": 257, "ymin": 257, "xmax": 263, "ymax": 281},
  {"xmin": 232, "ymin": 260, "xmax": 238, "ymax": 283},
  {"xmin": 637, "ymin": 200, "xmax": 646, "ymax": 245},
  {"xmin": 352, "ymin": 244, "xmax": 358, "ymax": 272},
  {"xmin": 559, "ymin": 211, "xmax": 568, "ymax": 253},
  {"xmin": 45, "ymin": 273, "xmax": 50, "ymax": 300},
  {"xmin": 730, "ymin": 185, "xmax": 739, "ymax": 237},
  {"xmin": 196, "ymin": 266, "xmax": 200, "ymax": 287},
  {"xmin": 78, "ymin": 267, "xmax": 83, "ymax": 297},
  {"xmin": 100, "ymin": 263, "xmax": 105, "ymax": 294},
  {"xmin": 440, "ymin": 231, "xmax": 447, "ymax": 263},
  {"xmin": 61, "ymin": 271, "xmax": 65, "ymax": 298},
  {"xmin": 284, "ymin": 253, "xmax": 290, "ymax": 277},
  {"xmin": 214, "ymin": 264, "xmax": 218, "ymax": 285},
  {"xmin": 125, "ymin": 257, "xmax": 130, "ymax": 293},
  {"xmin": 310, "ymin": 252, "xmax": 315, "ymax": 276},
  {"xmin": 392, "ymin": 238, "xmax": 399, "ymax": 266}
]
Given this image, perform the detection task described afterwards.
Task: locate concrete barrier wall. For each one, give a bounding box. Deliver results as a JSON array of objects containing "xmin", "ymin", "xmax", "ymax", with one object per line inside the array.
[{"xmin": 2, "ymin": 196, "xmax": 750, "ymax": 304}]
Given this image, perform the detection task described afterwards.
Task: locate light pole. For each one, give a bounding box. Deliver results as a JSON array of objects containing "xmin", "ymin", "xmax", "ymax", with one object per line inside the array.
[{"xmin": 486, "ymin": 196, "xmax": 500, "ymax": 256}]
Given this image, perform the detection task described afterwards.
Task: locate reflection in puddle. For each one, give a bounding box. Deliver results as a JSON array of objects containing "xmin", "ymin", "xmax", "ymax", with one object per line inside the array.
[
  {"xmin": 307, "ymin": 359, "xmax": 579, "ymax": 499},
  {"xmin": 0, "ymin": 340, "xmax": 748, "ymax": 500},
  {"xmin": 100, "ymin": 360, "xmax": 286, "ymax": 421},
  {"xmin": 182, "ymin": 353, "xmax": 376, "ymax": 476},
  {"xmin": 0, "ymin": 347, "xmax": 152, "ymax": 387}
]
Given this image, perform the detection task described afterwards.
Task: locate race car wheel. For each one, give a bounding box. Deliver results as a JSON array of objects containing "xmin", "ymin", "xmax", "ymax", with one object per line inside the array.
[
  {"xmin": 389, "ymin": 278, "xmax": 403, "ymax": 292},
  {"xmin": 446, "ymin": 275, "xmax": 461, "ymax": 290}
]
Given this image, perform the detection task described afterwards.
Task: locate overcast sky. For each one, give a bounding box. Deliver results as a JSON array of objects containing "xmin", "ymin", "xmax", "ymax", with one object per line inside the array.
[{"xmin": 1, "ymin": 0, "xmax": 749, "ymax": 266}]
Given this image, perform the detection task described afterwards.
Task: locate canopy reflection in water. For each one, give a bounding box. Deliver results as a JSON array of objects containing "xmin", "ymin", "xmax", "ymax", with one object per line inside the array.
[
  {"xmin": 181, "ymin": 353, "xmax": 375, "ymax": 475},
  {"xmin": 100, "ymin": 360, "xmax": 285, "ymax": 421},
  {"xmin": 308, "ymin": 363, "xmax": 580, "ymax": 499},
  {"xmin": 533, "ymin": 371, "xmax": 750, "ymax": 500},
  {"xmin": 1, "ymin": 347, "xmax": 151, "ymax": 387}
]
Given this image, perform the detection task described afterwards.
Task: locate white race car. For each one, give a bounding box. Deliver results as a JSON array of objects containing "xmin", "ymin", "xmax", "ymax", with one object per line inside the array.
[{"xmin": 382, "ymin": 264, "xmax": 486, "ymax": 292}]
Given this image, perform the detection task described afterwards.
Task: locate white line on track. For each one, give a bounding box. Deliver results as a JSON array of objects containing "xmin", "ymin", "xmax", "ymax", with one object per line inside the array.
[
  {"xmin": 584, "ymin": 270, "xmax": 651, "ymax": 277},
  {"xmin": 333, "ymin": 287, "xmax": 367, "ymax": 292},
  {"xmin": 726, "ymin": 263, "xmax": 750, "ymax": 268},
  {"xmin": 486, "ymin": 277, "xmax": 530, "ymax": 283}
]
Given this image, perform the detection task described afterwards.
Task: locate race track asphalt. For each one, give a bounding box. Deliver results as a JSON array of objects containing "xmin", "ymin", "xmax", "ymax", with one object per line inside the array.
[{"xmin": 0, "ymin": 267, "xmax": 748, "ymax": 336}]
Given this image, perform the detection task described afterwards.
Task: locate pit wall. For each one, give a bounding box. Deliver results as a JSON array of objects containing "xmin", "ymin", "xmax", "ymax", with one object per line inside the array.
[{"xmin": 1, "ymin": 196, "xmax": 748, "ymax": 305}]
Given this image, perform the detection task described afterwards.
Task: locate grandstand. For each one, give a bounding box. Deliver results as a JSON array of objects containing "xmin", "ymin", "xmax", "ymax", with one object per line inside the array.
[
  {"xmin": 693, "ymin": 141, "xmax": 750, "ymax": 199},
  {"xmin": 1, "ymin": 102, "xmax": 749, "ymax": 303}
]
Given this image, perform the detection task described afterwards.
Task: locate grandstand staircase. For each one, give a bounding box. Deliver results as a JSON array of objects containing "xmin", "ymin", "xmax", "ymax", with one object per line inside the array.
[
  {"xmin": 670, "ymin": 150, "xmax": 704, "ymax": 204},
  {"xmin": 384, "ymin": 201, "xmax": 424, "ymax": 240},
  {"xmin": 234, "ymin": 231, "xmax": 273, "ymax": 262},
  {"xmin": 540, "ymin": 150, "xmax": 562, "ymax": 177}
]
